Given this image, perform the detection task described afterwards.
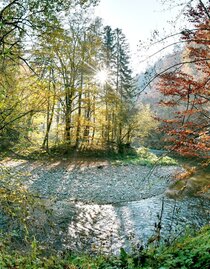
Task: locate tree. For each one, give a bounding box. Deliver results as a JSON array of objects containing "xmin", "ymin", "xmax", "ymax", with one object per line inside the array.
[
  {"xmin": 0, "ymin": 64, "xmax": 48, "ymax": 148},
  {"xmin": 30, "ymin": 8, "xmax": 103, "ymax": 149},
  {"xmin": 112, "ymin": 28, "xmax": 135, "ymax": 151},
  {"xmin": 98, "ymin": 26, "xmax": 135, "ymax": 150},
  {"xmin": 0, "ymin": 1, "xmax": 143, "ymax": 152},
  {"xmin": 157, "ymin": 2, "xmax": 210, "ymax": 158},
  {"xmin": 0, "ymin": 0, "xmax": 100, "ymax": 147}
]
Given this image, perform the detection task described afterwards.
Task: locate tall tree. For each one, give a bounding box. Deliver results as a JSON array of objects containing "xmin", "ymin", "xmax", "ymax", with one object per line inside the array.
[
  {"xmin": 112, "ymin": 28, "xmax": 134, "ymax": 151},
  {"xmin": 157, "ymin": 2, "xmax": 210, "ymax": 158}
]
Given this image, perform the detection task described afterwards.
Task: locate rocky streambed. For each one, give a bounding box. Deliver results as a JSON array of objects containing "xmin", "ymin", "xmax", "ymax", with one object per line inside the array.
[{"xmin": 0, "ymin": 158, "xmax": 210, "ymax": 254}]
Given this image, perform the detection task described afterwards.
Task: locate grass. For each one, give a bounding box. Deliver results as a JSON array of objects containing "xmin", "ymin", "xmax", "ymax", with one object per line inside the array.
[{"xmin": 112, "ymin": 147, "xmax": 178, "ymax": 167}]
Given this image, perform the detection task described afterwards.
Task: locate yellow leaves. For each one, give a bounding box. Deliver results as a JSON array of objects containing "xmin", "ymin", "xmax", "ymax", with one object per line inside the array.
[
  {"xmin": 198, "ymin": 132, "xmax": 210, "ymax": 142},
  {"xmin": 198, "ymin": 185, "xmax": 210, "ymax": 195},
  {"xmin": 174, "ymin": 166, "xmax": 196, "ymax": 180}
]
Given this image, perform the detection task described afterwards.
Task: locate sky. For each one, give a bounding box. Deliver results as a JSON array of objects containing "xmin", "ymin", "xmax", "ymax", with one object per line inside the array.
[{"xmin": 95, "ymin": 0, "xmax": 186, "ymax": 72}]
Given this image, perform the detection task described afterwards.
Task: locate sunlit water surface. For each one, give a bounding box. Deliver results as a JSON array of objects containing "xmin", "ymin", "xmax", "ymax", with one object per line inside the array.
[{"xmin": 52, "ymin": 194, "xmax": 209, "ymax": 254}]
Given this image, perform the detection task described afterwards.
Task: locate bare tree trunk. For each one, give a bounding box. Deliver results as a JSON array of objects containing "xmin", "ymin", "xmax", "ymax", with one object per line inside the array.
[
  {"xmin": 83, "ymin": 91, "xmax": 91, "ymax": 144},
  {"xmin": 42, "ymin": 70, "xmax": 56, "ymax": 151},
  {"xmin": 75, "ymin": 74, "xmax": 83, "ymax": 148},
  {"xmin": 91, "ymin": 94, "xmax": 96, "ymax": 144},
  {"xmin": 65, "ymin": 86, "xmax": 72, "ymax": 144}
]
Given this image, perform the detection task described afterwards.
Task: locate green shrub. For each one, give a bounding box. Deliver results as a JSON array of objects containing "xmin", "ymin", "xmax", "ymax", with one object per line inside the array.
[
  {"xmin": 0, "ymin": 225, "xmax": 209, "ymax": 268},
  {"xmin": 0, "ymin": 166, "xmax": 52, "ymax": 251},
  {"xmin": 153, "ymin": 225, "xmax": 210, "ymax": 269}
]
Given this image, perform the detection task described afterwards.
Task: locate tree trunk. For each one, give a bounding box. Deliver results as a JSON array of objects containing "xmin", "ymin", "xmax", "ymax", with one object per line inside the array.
[
  {"xmin": 65, "ymin": 88, "xmax": 72, "ymax": 144},
  {"xmin": 75, "ymin": 75, "xmax": 83, "ymax": 148},
  {"xmin": 83, "ymin": 91, "xmax": 91, "ymax": 144},
  {"xmin": 42, "ymin": 70, "xmax": 56, "ymax": 151}
]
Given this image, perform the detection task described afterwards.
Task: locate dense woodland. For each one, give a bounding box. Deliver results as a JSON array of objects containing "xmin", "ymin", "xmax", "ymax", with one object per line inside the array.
[
  {"xmin": 0, "ymin": 0, "xmax": 151, "ymax": 155},
  {"xmin": 0, "ymin": 0, "xmax": 210, "ymax": 268},
  {"xmin": 0, "ymin": 0, "xmax": 209, "ymax": 158}
]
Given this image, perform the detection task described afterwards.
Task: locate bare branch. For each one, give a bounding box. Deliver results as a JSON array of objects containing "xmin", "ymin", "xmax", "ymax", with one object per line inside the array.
[
  {"xmin": 139, "ymin": 38, "xmax": 210, "ymax": 64},
  {"xmin": 199, "ymin": 0, "xmax": 210, "ymax": 19},
  {"xmin": 136, "ymin": 58, "xmax": 210, "ymax": 98},
  {"xmin": 0, "ymin": 0, "xmax": 19, "ymax": 18}
]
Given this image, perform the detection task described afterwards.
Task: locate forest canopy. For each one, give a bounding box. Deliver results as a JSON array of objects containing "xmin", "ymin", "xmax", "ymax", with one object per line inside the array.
[{"xmin": 0, "ymin": 0, "xmax": 209, "ymax": 158}]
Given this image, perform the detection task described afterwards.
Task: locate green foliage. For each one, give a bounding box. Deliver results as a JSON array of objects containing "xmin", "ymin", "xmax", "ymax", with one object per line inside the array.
[
  {"xmin": 113, "ymin": 147, "xmax": 177, "ymax": 166},
  {"xmin": 1, "ymin": 0, "xmax": 158, "ymax": 153},
  {"xmin": 0, "ymin": 166, "xmax": 51, "ymax": 249},
  {"xmin": 0, "ymin": 225, "xmax": 209, "ymax": 268},
  {"xmin": 150, "ymin": 225, "xmax": 210, "ymax": 269}
]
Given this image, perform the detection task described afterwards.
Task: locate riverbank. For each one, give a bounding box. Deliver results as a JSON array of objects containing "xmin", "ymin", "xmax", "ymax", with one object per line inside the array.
[
  {"xmin": 0, "ymin": 225, "xmax": 209, "ymax": 268},
  {"xmin": 3, "ymin": 159, "xmax": 182, "ymax": 204},
  {"xmin": 1, "ymin": 153, "xmax": 209, "ymax": 203},
  {"xmin": 0, "ymin": 146, "xmax": 209, "ymax": 254},
  {"xmin": 1, "ymin": 156, "xmax": 209, "ymax": 254}
]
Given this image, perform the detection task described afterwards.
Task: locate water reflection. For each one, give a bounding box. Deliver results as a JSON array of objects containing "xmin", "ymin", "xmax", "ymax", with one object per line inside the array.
[{"xmin": 53, "ymin": 195, "xmax": 210, "ymax": 254}]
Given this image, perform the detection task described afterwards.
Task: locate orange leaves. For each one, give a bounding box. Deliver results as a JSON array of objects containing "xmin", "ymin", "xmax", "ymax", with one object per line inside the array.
[
  {"xmin": 194, "ymin": 98, "xmax": 208, "ymax": 105},
  {"xmin": 174, "ymin": 166, "xmax": 196, "ymax": 180},
  {"xmin": 159, "ymin": 100, "xmax": 178, "ymax": 106},
  {"xmin": 162, "ymin": 119, "xmax": 180, "ymax": 124},
  {"xmin": 156, "ymin": 14, "xmax": 210, "ymax": 158},
  {"xmin": 157, "ymin": 71, "xmax": 202, "ymax": 99},
  {"xmin": 179, "ymin": 109, "xmax": 201, "ymax": 116}
]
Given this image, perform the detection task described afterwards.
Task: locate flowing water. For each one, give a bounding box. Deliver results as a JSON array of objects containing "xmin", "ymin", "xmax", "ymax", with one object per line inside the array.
[
  {"xmin": 0, "ymin": 160, "xmax": 209, "ymax": 254},
  {"xmin": 50, "ymin": 170, "xmax": 210, "ymax": 254},
  {"xmin": 52, "ymin": 193, "xmax": 209, "ymax": 254}
]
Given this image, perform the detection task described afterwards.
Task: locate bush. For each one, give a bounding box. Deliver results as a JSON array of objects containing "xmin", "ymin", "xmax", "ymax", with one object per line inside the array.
[
  {"xmin": 0, "ymin": 166, "xmax": 53, "ymax": 251},
  {"xmin": 0, "ymin": 225, "xmax": 209, "ymax": 268}
]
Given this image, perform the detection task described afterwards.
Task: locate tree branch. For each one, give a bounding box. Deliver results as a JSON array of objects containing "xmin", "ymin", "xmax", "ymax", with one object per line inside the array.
[
  {"xmin": 136, "ymin": 58, "xmax": 210, "ymax": 98},
  {"xmin": 199, "ymin": 0, "xmax": 210, "ymax": 19}
]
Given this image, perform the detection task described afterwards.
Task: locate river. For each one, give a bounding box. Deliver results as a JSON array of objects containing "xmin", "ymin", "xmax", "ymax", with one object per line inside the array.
[
  {"xmin": 51, "ymin": 191, "xmax": 209, "ymax": 254},
  {"xmin": 0, "ymin": 159, "xmax": 209, "ymax": 254}
]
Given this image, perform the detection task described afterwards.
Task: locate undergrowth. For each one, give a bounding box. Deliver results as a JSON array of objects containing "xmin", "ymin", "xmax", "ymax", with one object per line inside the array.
[
  {"xmin": 0, "ymin": 225, "xmax": 209, "ymax": 268},
  {"xmin": 0, "ymin": 166, "xmax": 54, "ymax": 253},
  {"xmin": 112, "ymin": 147, "xmax": 177, "ymax": 166},
  {"xmin": 0, "ymin": 144, "xmax": 177, "ymax": 167}
]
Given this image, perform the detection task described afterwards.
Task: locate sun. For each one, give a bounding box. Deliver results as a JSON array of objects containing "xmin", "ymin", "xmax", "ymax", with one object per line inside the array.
[{"xmin": 94, "ymin": 69, "xmax": 108, "ymax": 85}]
